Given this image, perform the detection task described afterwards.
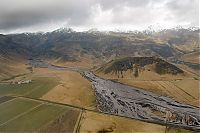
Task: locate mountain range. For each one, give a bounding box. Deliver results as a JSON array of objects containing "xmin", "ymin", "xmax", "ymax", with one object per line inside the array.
[{"xmin": 0, "ymin": 27, "xmax": 199, "ymax": 80}]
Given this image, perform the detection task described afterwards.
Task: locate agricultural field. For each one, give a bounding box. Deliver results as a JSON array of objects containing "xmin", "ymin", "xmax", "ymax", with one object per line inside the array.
[
  {"xmin": 181, "ymin": 52, "xmax": 200, "ymax": 64},
  {"xmin": 0, "ymin": 97, "xmax": 80, "ymax": 132},
  {"xmin": 78, "ymin": 111, "xmax": 196, "ymax": 133},
  {"xmin": 39, "ymin": 69, "xmax": 96, "ymax": 109},
  {"xmin": 0, "ymin": 96, "xmax": 15, "ymax": 104},
  {"xmin": 0, "ymin": 12, "xmax": 199, "ymax": 132},
  {"xmin": 38, "ymin": 108, "xmax": 81, "ymax": 133},
  {"xmin": 0, "ymin": 66, "xmax": 96, "ymax": 108},
  {"xmin": 0, "ymin": 77, "xmax": 58, "ymax": 98},
  {"xmin": 0, "ymin": 62, "xmax": 198, "ymax": 132},
  {"xmin": 165, "ymin": 127, "xmax": 198, "ymax": 133},
  {"xmin": 118, "ymin": 79, "xmax": 199, "ymax": 107},
  {"xmin": 172, "ymin": 79, "xmax": 200, "ymax": 106},
  {"xmin": 0, "ymin": 96, "xmax": 197, "ymax": 133},
  {"xmin": 0, "ymin": 98, "xmax": 41, "ymax": 125}
]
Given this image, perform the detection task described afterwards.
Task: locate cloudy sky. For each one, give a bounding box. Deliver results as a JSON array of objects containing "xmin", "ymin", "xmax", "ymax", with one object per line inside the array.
[{"xmin": 0, "ymin": 0, "xmax": 199, "ymax": 33}]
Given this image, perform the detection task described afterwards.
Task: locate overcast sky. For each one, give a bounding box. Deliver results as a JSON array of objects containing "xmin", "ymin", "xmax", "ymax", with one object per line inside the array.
[{"xmin": 0, "ymin": 0, "xmax": 199, "ymax": 33}]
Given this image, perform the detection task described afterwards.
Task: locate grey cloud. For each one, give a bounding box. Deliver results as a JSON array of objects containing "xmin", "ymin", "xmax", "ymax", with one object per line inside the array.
[
  {"xmin": 0, "ymin": 0, "xmax": 198, "ymax": 33},
  {"xmin": 0, "ymin": 0, "xmax": 95, "ymax": 31},
  {"xmin": 166, "ymin": 0, "xmax": 199, "ymax": 26},
  {"xmin": 99, "ymin": 0, "xmax": 155, "ymax": 10}
]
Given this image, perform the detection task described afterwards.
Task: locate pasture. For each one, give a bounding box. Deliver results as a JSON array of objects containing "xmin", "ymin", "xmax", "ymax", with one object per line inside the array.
[
  {"xmin": 0, "ymin": 97, "xmax": 80, "ymax": 132},
  {"xmin": 0, "ymin": 77, "xmax": 58, "ymax": 98}
]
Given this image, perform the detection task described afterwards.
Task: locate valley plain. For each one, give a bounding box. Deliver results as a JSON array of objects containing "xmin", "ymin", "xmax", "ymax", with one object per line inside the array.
[{"xmin": 0, "ymin": 28, "xmax": 199, "ymax": 132}]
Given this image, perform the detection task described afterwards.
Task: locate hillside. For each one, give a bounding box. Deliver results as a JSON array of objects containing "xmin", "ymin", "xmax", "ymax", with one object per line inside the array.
[
  {"xmin": 0, "ymin": 28, "xmax": 199, "ymax": 80},
  {"xmin": 0, "ymin": 28, "xmax": 199, "ymax": 70},
  {"xmin": 0, "ymin": 51, "xmax": 29, "ymax": 81},
  {"xmin": 0, "ymin": 28, "xmax": 198, "ymax": 95},
  {"xmin": 95, "ymin": 57, "xmax": 184, "ymax": 80},
  {"xmin": 181, "ymin": 51, "xmax": 200, "ymax": 64}
]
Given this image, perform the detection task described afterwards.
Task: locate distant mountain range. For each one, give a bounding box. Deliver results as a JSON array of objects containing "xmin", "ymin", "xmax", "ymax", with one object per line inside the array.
[{"xmin": 0, "ymin": 27, "xmax": 199, "ymax": 79}]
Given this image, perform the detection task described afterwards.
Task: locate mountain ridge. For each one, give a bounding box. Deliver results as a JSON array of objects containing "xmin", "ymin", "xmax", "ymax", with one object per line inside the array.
[{"xmin": 0, "ymin": 27, "xmax": 199, "ymax": 75}]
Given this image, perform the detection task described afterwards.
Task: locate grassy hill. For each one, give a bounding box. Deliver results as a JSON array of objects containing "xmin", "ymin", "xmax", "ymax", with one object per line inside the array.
[
  {"xmin": 95, "ymin": 57, "xmax": 184, "ymax": 79},
  {"xmin": 0, "ymin": 54, "xmax": 29, "ymax": 81}
]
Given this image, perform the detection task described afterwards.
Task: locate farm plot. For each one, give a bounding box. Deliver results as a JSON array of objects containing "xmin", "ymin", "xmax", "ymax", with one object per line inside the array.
[
  {"xmin": 38, "ymin": 108, "xmax": 81, "ymax": 133},
  {"xmin": 156, "ymin": 81, "xmax": 199, "ymax": 106},
  {"xmin": 165, "ymin": 127, "xmax": 198, "ymax": 133},
  {"xmin": 118, "ymin": 79, "xmax": 169, "ymax": 96},
  {"xmin": 0, "ymin": 96, "xmax": 15, "ymax": 104},
  {"xmin": 0, "ymin": 77, "xmax": 58, "ymax": 98},
  {"xmin": 0, "ymin": 102, "xmax": 71, "ymax": 132},
  {"xmin": 25, "ymin": 78, "xmax": 58, "ymax": 98},
  {"xmin": 172, "ymin": 79, "xmax": 200, "ymax": 105},
  {"xmin": 118, "ymin": 79, "xmax": 199, "ymax": 107},
  {"xmin": 78, "ymin": 111, "xmax": 166, "ymax": 133},
  {"xmin": 41, "ymin": 70, "xmax": 96, "ymax": 109},
  {"xmin": 0, "ymin": 98, "xmax": 41, "ymax": 125},
  {"xmin": 79, "ymin": 111, "xmax": 198, "ymax": 133}
]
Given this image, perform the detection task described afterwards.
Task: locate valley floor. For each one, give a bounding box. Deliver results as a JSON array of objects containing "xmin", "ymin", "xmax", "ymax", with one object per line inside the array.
[
  {"xmin": 0, "ymin": 95, "xmax": 197, "ymax": 133},
  {"xmin": 0, "ymin": 60, "xmax": 199, "ymax": 133}
]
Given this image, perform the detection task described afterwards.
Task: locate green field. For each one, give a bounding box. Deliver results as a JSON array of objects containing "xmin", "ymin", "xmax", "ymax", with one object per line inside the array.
[
  {"xmin": 0, "ymin": 98, "xmax": 41, "ymax": 125},
  {"xmin": 0, "ymin": 101, "xmax": 68, "ymax": 132},
  {"xmin": 0, "ymin": 76, "xmax": 82, "ymax": 132},
  {"xmin": 0, "ymin": 96, "xmax": 14, "ymax": 104},
  {"xmin": 0, "ymin": 77, "xmax": 58, "ymax": 98}
]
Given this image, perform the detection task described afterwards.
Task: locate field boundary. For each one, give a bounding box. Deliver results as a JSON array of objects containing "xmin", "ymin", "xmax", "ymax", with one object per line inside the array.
[
  {"xmin": 0, "ymin": 97, "xmax": 16, "ymax": 106},
  {"xmin": 169, "ymin": 81, "xmax": 197, "ymax": 99},
  {"xmin": 15, "ymin": 95, "xmax": 200, "ymax": 132},
  {"xmin": 0, "ymin": 103, "xmax": 44, "ymax": 127},
  {"xmin": 2, "ymin": 95, "xmax": 199, "ymax": 132},
  {"xmin": 74, "ymin": 109, "xmax": 84, "ymax": 133}
]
